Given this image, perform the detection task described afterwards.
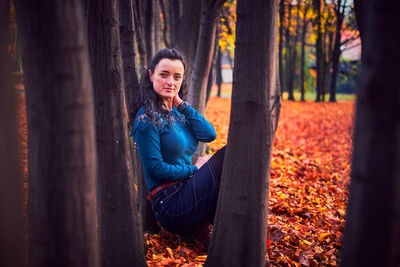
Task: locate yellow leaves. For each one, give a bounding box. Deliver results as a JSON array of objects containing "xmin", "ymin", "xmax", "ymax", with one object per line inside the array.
[{"xmin": 318, "ymin": 232, "xmax": 331, "ymax": 241}]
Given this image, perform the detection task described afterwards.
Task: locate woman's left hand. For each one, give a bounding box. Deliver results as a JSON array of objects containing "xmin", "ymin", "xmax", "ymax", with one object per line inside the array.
[{"xmin": 173, "ymin": 94, "xmax": 183, "ymax": 108}]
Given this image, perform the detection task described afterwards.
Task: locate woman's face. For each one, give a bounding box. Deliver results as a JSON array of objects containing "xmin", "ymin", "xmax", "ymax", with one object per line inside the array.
[{"xmin": 149, "ymin": 58, "xmax": 185, "ymax": 101}]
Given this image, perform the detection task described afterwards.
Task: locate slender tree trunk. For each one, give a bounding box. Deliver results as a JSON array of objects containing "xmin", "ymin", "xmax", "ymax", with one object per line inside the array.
[
  {"xmin": 169, "ymin": 0, "xmax": 181, "ymax": 47},
  {"xmin": 341, "ymin": 1, "xmax": 400, "ymax": 266},
  {"xmin": 143, "ymin": 0, "xmax": 155, "ymax": 64},
  {"xmin": 189, "ymin": 0, "xmax": 225, "ymax": 161},
  {"xmin": 278, "ymin": 0, "xmax": 286, "ymax": 95},
  {"xmin": 0, "ymin": 1, "xmax": 25, "ymax": 266},
  {"xmin": 300, "ymin": 12, "xmax": 309, "ymax": 102},
  {"xmin": 153, "ymin": 0, "xmax": 161, "ymax": 52},
  {"xmin": 133, "ymin": 0, "xmax": 148, "ymax": 71},
  {"xmin": 287, "ymin": 2, "xmax": 300, "ymax": 101},
  {"xmin": 87, "ymin": 0, "xmax": 146, "ymax": 265},
  {"xmin": 159, "ymin": 0, "xmax": 170, "ymax": 48},
  {"xmin": 174, "ymin": 0, "xmax": 202, "ymax": 89},
  {"xmin": 188, "ymin": 0, "xmax": 225, "ymax": 114},
  {"xmin": 206, "ymin": 31, "xmax": 219, "ymax": 105},
  {"xmin": 216, "ymin": 46, "xmax": 222, "ymax": 97},
  {"xmin": 15, "ymin": 1, "xmax": 99, "ymax": 266},
  {"xmin": 205, "ymin": 0, "xmax": 279, "ymax": 265},
  {"xmin": 329, "ymin": 0, "xmax": 345, "ymax": 103},
  {"xmin": 285, "ymin": 1, "xmax": 293, "ymax": 99},
  {"xmin": 314, "ymin": 0, "xmax": 323, "ymax": 102}
]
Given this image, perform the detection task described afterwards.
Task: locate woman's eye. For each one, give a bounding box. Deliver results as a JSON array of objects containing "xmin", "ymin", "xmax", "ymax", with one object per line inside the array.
[
  {"xmin": 174, "ymin": 76, "xmax": 181, "ymax": 80},
  {"xmin": 160, "ymin": 73, "xmax": 167, "ymax": 77}
]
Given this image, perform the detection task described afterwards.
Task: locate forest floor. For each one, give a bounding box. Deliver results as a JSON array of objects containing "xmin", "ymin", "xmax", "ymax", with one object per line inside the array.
[{"xmin": 17, "ymin": 91, "xmax": 355, "ymax": 266}]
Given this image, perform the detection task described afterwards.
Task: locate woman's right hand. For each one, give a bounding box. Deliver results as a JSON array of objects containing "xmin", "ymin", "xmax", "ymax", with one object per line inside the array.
[{"xmin": 194, "ymin": 155, "xmax": 212, "ymax": 169}]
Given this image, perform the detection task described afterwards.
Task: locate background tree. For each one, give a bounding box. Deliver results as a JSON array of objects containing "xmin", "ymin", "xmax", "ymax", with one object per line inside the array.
[
  {"xmin": 189, "ymin": 0, "xmax": 227, "ymax": 160},
  {"xmin": 205, "ymin": 0, "xmax": 280, "ymax": 265},
  {"xmin": 15, "ymin": 1, "xmax": 99, "ymax": 266},
  {"xmin": 87, "ymin": 0, "xmax": 146, "ymax": 265},
  {"xmin": 341, "ymin": 0, "xmax": 400, "ymax": 266},
  {"xmin": 0, "ymin": 1, "xmax": 25, "ymax": 266}
]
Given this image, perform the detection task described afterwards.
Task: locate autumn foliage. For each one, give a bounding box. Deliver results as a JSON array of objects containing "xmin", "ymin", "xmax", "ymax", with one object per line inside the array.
[{"xmin": 17, "ymin": 94, "xmax": 354, "ymax": 266}]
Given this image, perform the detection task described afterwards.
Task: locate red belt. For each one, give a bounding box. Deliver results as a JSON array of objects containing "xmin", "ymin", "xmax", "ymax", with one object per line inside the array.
[{"xmin": 147, "ymin": 181, "xmax": 180, "ymax": 200}]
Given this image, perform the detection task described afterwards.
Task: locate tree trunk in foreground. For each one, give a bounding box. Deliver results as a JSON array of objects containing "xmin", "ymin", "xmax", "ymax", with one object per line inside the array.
[
  {"xmin": 0, "ymin": 1, "xmax": 25, "ymax": 266},
  {"xmin": 341, "ymin": 1, "xmax": 400, "ymax": 266},
  {"xmin": 205, "ymin": 0, "xmax": 279, "ymax": 265},
  {"xmin": 15, "ymin": 1, "xmax": 99, "ymax": 266},
  {"xmin": 87, "ymin": 0, "xmax": 146, "ymax": 266}
]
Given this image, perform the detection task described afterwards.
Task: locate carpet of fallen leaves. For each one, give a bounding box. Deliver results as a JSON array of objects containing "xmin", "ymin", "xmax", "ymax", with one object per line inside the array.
[{"xmin": 17, "ymin": 92, "xmax": 355, "ymax": 266}]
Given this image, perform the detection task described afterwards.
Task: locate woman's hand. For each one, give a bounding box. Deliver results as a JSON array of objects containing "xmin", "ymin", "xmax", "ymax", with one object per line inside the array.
[
  {"xmin": 194, "ymin": 155, "xmax": 212, "ymax": 169},
  {"xmin": 173, "ymin": 94, "xmax": 183, "ymax": 108}
]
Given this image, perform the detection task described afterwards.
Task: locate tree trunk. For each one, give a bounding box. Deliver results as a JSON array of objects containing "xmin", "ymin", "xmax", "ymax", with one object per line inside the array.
[
  {"xmin": 287, "ymin": 2, "xmax": 301, "ymax": 101},
  {"xmin": 278, "ymin": 0, "xmax": 286, "ymax": 95},
  {"xmin": 189, "ymin": 0, "xmax": 225, "ymax": 161},
  {"xmin": 143, "ymin": 0, "xmax": 155, "ymax": 64},
  {"xmin": 313, "ymin": 0, "xmax": 323, "ymax": 102},
  {"xmin": 133, "ymin": 0, "xmax": 148, "ymax": 71},
  {"xmin": 169, "ymin": 0, "xmax": 181, "ymax": 47},
  {"xmin": 174, "ymin": 0, "xmax": 202, "ymax": 89},
  {"xmin": 119, "ymin": 0, "xmax": 140, "ymax": 126},
  {"xmin": 206, "ymin": 31, "xmax": 219, "ymax": 105},
  {"xmin": 216, "ymin": 46, "xmax": 222, "ymax": 97},
  {"xmin": 329, "ymin": 1, "xmax": 344, "ymax": 103},
  {"xmin": 119, "ymin": 0, "xmax": 161, "ymax": 235},
  {"xmin": 188, "ymin": 0, "xmax": 225, "ymax": 114},
  {"xmin": 87, "ymin": 0, "xmax": 146, "ymax": 266},
  {"xmin": 205, "ymin": 0, "xmax": 279, "ymax": 265},
  {"xmin": 159, "ymin": 0, "xmax": 170, "ymax": 48},
  {"xmin": 300, "ymin": 8, "xmax": 309, "ymax": 102},
  {"xmin": 15, "ymin": 1, "xmax": 99, "ymax": 266},
  {"xmin": 0, "ymin": 1, "xmax": 25, "ymax": 266},
  {"xmin": 341, "ymin": 1, "xmax": 400, "ymax": 266},
  {"xmin": 285, "ymin": 1, "xmax": 293, "ymax": 99},
  {"xmin": 153, "ymin": 0, "xmax": 161, "ymax": 52}
]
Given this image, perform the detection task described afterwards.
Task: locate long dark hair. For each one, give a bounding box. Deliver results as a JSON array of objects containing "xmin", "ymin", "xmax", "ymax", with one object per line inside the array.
[{"xmin": 131, "ymin": 48, "xmax": 188, "ymax": 126}]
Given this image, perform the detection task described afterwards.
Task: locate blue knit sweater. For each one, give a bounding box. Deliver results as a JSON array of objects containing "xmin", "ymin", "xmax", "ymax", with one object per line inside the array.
[{"xmin": 131, "ymin": 104, "xmax": 216, "ymax": 192}]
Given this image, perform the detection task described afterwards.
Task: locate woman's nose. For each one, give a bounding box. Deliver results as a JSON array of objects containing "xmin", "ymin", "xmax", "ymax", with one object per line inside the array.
[{"xmin": 166, "ymin": 76, "xmax": 173, "ymax": 85}]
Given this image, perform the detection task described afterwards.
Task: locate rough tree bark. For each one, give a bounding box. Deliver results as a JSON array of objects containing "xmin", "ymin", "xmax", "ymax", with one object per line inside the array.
[
  {"xmin": 15, "ymin": 1, "xmax": 99, "ymax": 266},
  {"xmin": 87, "ymin": 0, "xmax": 146, "ymax": 266},
  {"xmin": 205, "ymin": 0, "xmax": 280, "ymax": 265},
  {"xmin": 0, "ymin": 1, "xmax": 25, "ymax": 266},
  {"xmin": 341, "ymin": 1, "xmax": 400, "ymax": 266},
  {"xmin": 119, "ymin": 0, "xmax": 161, "ymax": 235}
]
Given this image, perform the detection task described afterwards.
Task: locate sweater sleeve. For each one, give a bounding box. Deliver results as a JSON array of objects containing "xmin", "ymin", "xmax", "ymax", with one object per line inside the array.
[
  {"xmin": 133, "ymin": 119, "xmax": 198, "ymax": 183},
  {"xmin": 179, "ymin": 104, "xmax": 216, "ymax": 142}
]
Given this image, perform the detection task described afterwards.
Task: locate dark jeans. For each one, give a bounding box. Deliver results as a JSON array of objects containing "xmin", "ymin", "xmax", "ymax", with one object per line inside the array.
[{"xmin": 150, "ymin": 146, "xmax": 226, "ymax": 235}]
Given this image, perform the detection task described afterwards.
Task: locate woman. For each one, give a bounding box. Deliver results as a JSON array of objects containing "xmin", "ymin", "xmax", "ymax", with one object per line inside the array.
[{"xmin": 130, "ymin": 48, "xmax": 225, "ymax": 247}]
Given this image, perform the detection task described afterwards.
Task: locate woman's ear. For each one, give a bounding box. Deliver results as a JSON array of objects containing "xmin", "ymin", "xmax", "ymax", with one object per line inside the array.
[{"xmin": 148, "ymin": 69, "xmax": 154, "ymax": 82}]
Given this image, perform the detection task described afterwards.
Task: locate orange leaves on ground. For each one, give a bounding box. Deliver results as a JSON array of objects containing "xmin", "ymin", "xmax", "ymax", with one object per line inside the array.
[
  {"xmin": 206, "ymin": 98, "xmax": 354, "ymax": 266},
  {"xmin": 17, "ymin": 94, "xmax": 354, "ymax": 266},
  {"xmin": 145, "ymin": 231, "xmax": 207, "ymax": 266}
]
